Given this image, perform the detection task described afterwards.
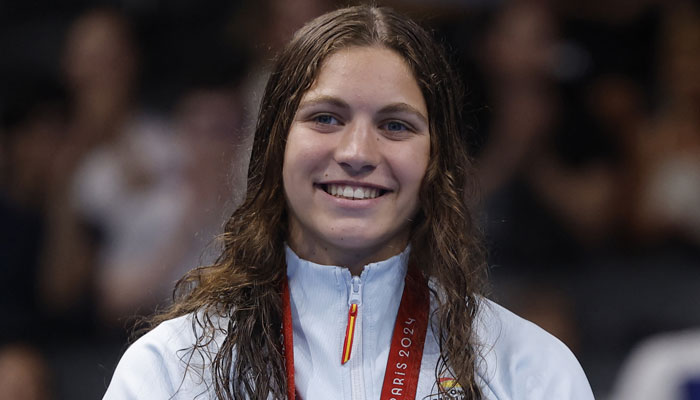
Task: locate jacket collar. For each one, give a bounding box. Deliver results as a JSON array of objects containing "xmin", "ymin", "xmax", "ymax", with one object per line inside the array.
[{"xmin": 285, "ymin": 245, "xmax": 410, "ymax": 324}]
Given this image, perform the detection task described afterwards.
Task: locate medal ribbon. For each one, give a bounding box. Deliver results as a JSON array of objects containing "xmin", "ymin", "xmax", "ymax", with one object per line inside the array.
[{"xmin": 282, "ymin": 267, "xmax": 429, "ymax": 400}]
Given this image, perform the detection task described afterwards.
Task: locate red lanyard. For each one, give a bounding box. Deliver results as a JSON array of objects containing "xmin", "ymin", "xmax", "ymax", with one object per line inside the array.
[{"xmin": 282, "ymin": 267, "xmax": 430, "ymax": 400}]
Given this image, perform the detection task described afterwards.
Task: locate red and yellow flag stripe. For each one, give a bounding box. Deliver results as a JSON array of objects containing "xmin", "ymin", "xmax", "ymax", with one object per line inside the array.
[{"xmin": 341, "ymin": 303, "xmax": 359, "ymax": 364}]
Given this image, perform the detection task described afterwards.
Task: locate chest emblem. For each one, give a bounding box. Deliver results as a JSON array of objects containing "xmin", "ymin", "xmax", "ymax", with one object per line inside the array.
[{"xmin": 422, "ymin": 377, "xmax": 465, "ymax": 400}]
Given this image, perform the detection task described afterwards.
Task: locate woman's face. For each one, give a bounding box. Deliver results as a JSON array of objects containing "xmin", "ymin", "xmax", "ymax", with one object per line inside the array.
[{"xmin": 283, "ymin": 46, "xmax": 430, "ymax": 270}]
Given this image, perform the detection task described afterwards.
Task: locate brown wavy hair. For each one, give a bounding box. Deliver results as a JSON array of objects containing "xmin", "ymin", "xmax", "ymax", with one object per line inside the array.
[{"xmin": 152, "ymin": 5, "xmax": 487, "ymax": 400}]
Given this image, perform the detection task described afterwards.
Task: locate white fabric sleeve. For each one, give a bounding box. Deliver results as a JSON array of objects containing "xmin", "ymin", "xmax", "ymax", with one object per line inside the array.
[
  {"xmin": 103, "ymin": 315, "xmax": 214, "ymax": 400},
  {"xmin": 477, "ymin": 300, "xmax": 596, "ymax": 400}
]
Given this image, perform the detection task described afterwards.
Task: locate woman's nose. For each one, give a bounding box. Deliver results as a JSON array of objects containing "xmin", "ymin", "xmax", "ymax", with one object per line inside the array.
[{"xmin": 333, "ymin": 119, "xmax": 380, "ymax": 175}]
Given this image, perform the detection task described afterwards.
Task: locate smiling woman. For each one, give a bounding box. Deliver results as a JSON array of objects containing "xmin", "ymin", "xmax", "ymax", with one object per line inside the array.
[
  {"xmin": 104, "ymin": 5, "xmax": 594, "ymax": 400},
  {"xmin": 284, "ymin": 46, "xmax": 430, "ymax": 274}
]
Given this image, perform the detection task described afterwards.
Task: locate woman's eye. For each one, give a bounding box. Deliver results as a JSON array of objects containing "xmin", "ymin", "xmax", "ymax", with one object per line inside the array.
[
  {"xmin": 382, "ymin": 121, "xmax": 410, "ymax": 132},
  {"xmin": 313, "ymin": 114, "xmax": 340, "ymax": 125}
]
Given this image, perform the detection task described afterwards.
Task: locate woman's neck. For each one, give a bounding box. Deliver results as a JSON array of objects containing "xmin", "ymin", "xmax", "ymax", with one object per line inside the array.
[{"xmin": 286, "ymin": 240, "xmax": 408, "ymax": 276}]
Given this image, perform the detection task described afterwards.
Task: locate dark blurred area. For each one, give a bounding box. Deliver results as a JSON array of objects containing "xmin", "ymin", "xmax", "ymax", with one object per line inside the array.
[{"xmin": 1, "ymin": 0, "xmax": 698, "ymax": 399}]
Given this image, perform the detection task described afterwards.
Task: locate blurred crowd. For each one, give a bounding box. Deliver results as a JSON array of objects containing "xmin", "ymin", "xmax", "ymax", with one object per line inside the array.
[{"xmin": 0, "ymin": 0, "xmax": 698, "ymax": 399}]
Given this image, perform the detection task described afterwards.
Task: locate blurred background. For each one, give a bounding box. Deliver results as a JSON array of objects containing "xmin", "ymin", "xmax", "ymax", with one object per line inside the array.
[{"xmin": 1, "ymin": 0, "xmax": 699, "ymax": 399}]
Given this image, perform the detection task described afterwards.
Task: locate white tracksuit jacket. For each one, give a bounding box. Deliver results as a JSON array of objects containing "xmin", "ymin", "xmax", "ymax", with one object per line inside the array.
[{"xmin": 104, "ymin": 247, "xmax": 595, "ymax": 399}]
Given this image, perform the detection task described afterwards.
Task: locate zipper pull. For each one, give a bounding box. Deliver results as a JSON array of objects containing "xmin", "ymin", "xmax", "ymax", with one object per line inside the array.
[
  {"xmin": 342, "ymin": 276, "xmax": 362, "ymax": 364},
  {"xmin": 348, "ymin": 276, "xmax": 363, "ymax": 306}
]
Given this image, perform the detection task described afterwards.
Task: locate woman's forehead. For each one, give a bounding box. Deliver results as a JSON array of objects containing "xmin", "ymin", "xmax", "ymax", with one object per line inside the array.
[{"xmin": 298, "ymin": 46, "xmax": 427, "ymax": 117}]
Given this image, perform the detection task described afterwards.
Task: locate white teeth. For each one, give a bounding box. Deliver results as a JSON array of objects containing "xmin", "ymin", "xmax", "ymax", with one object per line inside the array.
[{"xmin": 325, "ymin": 184, "xmax": 382, "ymax": 200}]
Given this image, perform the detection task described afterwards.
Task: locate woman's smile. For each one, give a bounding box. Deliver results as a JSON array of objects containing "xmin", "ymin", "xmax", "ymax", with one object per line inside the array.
[{"xmin": 316, "ymin": 182, "xmax": 390, "ymax": 200}]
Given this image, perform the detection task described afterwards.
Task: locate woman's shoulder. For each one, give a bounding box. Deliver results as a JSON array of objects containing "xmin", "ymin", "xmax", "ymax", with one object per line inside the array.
[
  {"xmin": 475, "ymin": 299, "xmax": 595, "ymax": 400},
  {"xmin": 103, "ymin": 313, "xmax": 224, "ymax": 399},
  {"xmin": 133, "ymin": 313, "xmax": 199, "ymax": 347}
]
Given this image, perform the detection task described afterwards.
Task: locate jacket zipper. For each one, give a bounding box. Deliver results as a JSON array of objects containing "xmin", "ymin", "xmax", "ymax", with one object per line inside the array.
[{"xmin": 345, "ymin": 275, "xmax": 364, "ymax": 400}]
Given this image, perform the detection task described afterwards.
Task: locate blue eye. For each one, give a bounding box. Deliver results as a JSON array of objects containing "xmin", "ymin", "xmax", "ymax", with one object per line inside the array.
[
  {"xmin": 314, "ymin": 114, "xmax": 340, "ymax": 125},
  {"xmin": 384, "ymin": 121, "xmax": 409, "ymax": 132}
]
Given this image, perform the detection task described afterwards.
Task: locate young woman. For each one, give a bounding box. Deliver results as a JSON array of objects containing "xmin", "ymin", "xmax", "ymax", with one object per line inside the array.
[{"xmin": 104, "ymin": 5, "xmax": 594, "ymax": 400}]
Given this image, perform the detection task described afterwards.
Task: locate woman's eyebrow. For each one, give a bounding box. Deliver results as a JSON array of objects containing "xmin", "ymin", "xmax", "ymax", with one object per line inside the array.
[
  {"xmin": 297, "ymin": 97, "xmax": 428, "ymax": 125},
  {"xmin": 297, "ymin": 95, "xmax": 349, "ymax": 110},
  {"xmin": 378, "ymin": 103, "xmax": 428, "ymax": 125}
]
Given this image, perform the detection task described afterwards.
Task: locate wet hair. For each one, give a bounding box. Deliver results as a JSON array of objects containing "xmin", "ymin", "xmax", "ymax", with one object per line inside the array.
[{"xmin": 154, "ymin": 5, "xmax": 486, "ymax": 399}]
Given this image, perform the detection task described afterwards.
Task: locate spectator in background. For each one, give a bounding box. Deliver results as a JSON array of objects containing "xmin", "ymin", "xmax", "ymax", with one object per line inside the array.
[
  {"xmin": 604, "ymin": 10, "xmax": 700, "ymax": 397},
  {"xmin": 0, "ymin": 79, "xmax": 68, "ymax": 341},
  {"xmin": 627, "ymin": 1, "xmax": 700, "ymax": 246},
  {"xmin": 473, "ymin": 2, "xmax": 700, "ymax": 396},
  {"xmin": 476, "ymin": 1, "xmax": 560, "ymax": 197},
  {"xmin": 49, "ymin": 6, "xmax": 252, "ymax": 326},
  {"xmin": 94, "ymin": 84, "xmax": 247, "ymax": 321},
  {"xmin": 0, "ymin": 79, "xmax": 67, "ymax": 400},
  {"xmin": 42, "ymin": 7, "xmax": 183, "ymax": 326},
  {"xmin": 0, "ymin": 8, "xmax": 156, "ymax": 399},
  {"xmin": 477, "ymin": 1, "xmax": 619, "ymax": 249},
  {"xmin": 479, "ymin": 0, "xmax": 700, "ymax": 251},
  {"xmin": 39, "ymin": 7, "xmax": 146, "ymax": 322},
  {"xmin": 1, "ymin": 6, "xmax": 251, "ymax": 399},
  {"xmin": 473, "ymin": 1, "xmax": 594, "ymax": 351}
]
